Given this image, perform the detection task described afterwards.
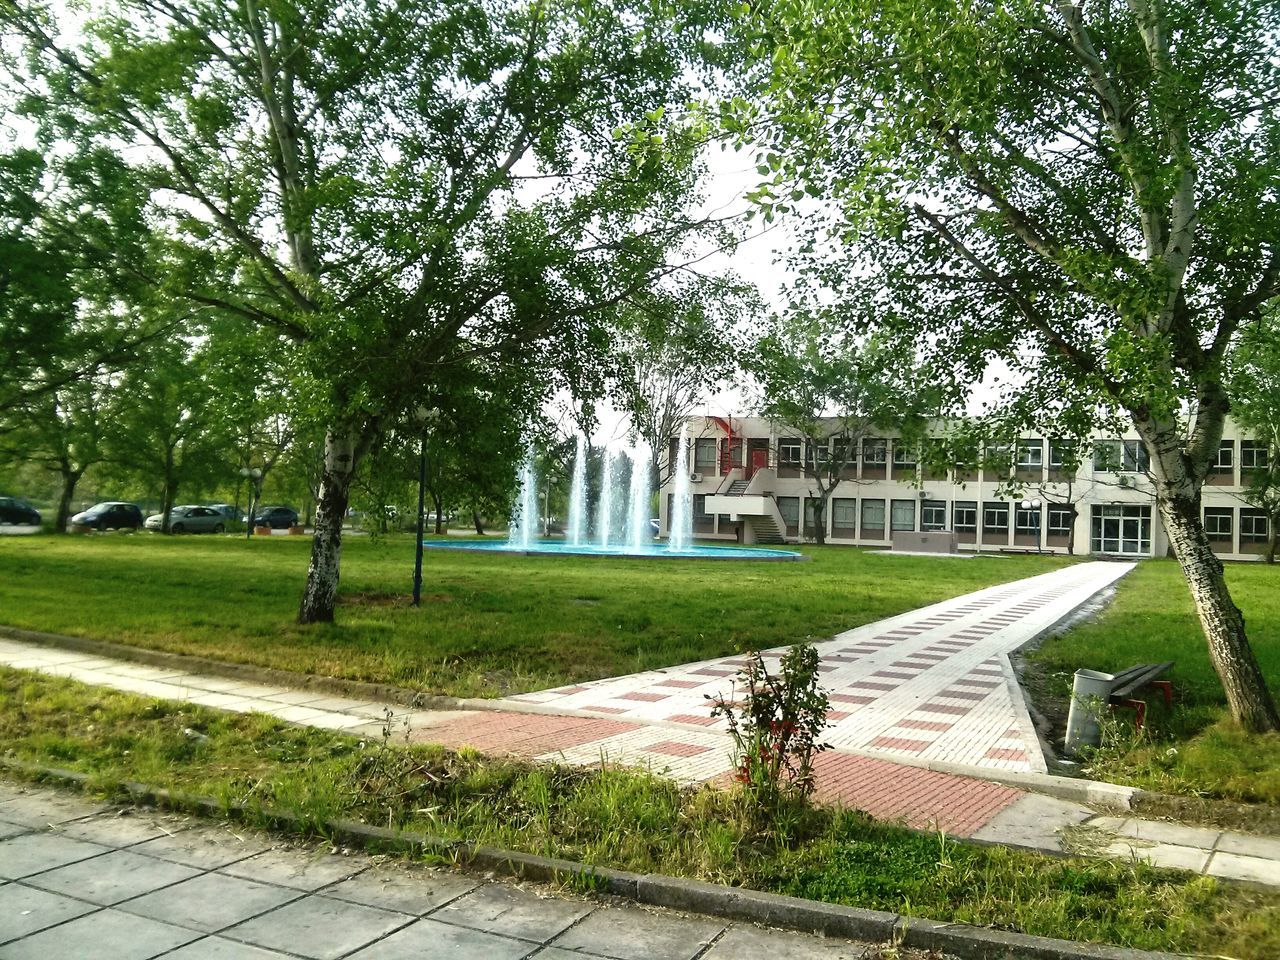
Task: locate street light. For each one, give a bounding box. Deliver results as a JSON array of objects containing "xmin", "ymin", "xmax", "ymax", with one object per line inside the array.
[
  {"xmin": 240, "ymin": 467, "xmax": 262, "ymax": 539},
  {"xmin": 1020, "ymin": 497, "xmax": 1043, "ymax": 553},
  {"xmin": 412, "ymin": 407, "xmax": 439, "ymax": 607}
]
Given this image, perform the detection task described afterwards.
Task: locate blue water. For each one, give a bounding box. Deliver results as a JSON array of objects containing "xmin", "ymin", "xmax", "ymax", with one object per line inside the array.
[{"xmin": 422, "ymin": 540, "xmax": 803, "ymax": 561}]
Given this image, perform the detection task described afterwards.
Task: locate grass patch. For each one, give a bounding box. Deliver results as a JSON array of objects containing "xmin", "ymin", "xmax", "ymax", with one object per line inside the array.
[
  {"xmin": 3, "ymin": 667, "xmax": 1278, "ymax": 958},
  {"xmin": 1025, "ymin": 559, "xmax": 1280, "ymax": 805},
  {"xmin": 0, "ymin": 534, "xmax": 1073, "ymax": 696}
]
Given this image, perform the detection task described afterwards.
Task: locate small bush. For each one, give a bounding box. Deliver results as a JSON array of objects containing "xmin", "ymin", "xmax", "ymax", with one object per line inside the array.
[{"xmin": 708, "ymin": 642, "xmax": 831, "ymax": 835}]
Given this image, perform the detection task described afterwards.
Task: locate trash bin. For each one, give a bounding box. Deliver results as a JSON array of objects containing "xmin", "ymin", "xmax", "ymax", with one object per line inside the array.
[{"xmin": 1064, "ymin": 669, "xmax": 1115, "ymax": 755}]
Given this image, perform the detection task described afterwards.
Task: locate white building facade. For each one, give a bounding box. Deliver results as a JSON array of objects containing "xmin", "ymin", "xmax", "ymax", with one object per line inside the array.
[{"xmin": 657, "ymin": 415, "xmax": 1272, "ymax": 561}]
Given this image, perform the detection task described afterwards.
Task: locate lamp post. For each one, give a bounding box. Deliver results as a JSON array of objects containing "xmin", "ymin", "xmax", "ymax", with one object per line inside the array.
[
  {"xmin": 412, "ymin": 407, "xmax": 438, "ymax": 607},
  {"xmin": 1020, "ymin": 497, "xmax": 1043, "ymax": 553},
  {"xmin": 240, "ymin": 467, "xmax": 262, "ymax": 539}
]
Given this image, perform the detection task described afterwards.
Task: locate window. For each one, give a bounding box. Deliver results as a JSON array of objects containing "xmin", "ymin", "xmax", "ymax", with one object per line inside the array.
[
  {"xmin": 1048, "ymin": 441, "xmax": 1071, "ymax": 470},
  {"xmin": 891, "ymin": 499, "xmax": 916, "ymax": 531},
  {"xmin": 983, "ymin": 502, "xmax": 1009, "ymax": 534},
  {"xmin": 1093, "ymin": 439, "xmax": 1122, "ymax": 472},
  {"xmin": 1047, "ymin": 505, "xmax": 1074, "ymax": 537},
  {"xmin": 806, "ymin": 440, "xmax": 829, "ymax": 467},
  {"xmin": 1014, "ymin": 506, "xmax": 1040, "ymax": 535},
  {"xmin": 693, "ymin": 494, "xmax": 711, "ymax": 521},
  {"xmin": 694, "ymin": 438, "xmax": 717, "ymax": 471},
  {"xmin": 860, "ymin": 498, "xmax": 885, "ymax": 533},
  {"xmin": 1016, "ymin": 441, "xmax": 1044, "ymax": 469},
  {"xmin": 777, "ymin": 496, "xmax": 799, "ymax": 528},
  {"xmin": 892, "ymin": 441, "xmax": 917, "ymax": 467},
  {"xmin": 984, "ymin": 443, "xmax": 1012, "ymax": 471},
  {"xmin": 1090, "ymin": 504, "xmax": 1152, "ymax": 554},
  {"xmin": 862, "ymin": 438, "xmax": 887, "ymax": 464},
  {"xmin": 803, "ymin": 499, "xmax": 820, "ymax": 532},
  {"xmin": 953, "ymin": 501, "xmax": 977, "ymax": 532},
  {"xmin": 1211, "ymin": 440, "xmax": 1235, "ymax": 475},
  {"xmin": 1122, "ymin": 439, "xmax": 1150, "ymax": 472},
  {"xmin": 1241, "ymin": 441, "xmax": 1270, "ymax": 471},
  {"xmin": 778, "ymin": 438, "xmax": 802, "ymax": 466},
  {"xmin": 1204, "ymin": 507, "xmax": 1233, "ymax": 543},
  {"xmin": 922, "ymin": 499, "xmax": 946, "ymax": 531},
  {"xmin": 831, "ymin": 438, "xmax": 853, "ymax": 465},
  {"xmin": 721, "ymin": 438, "xmax": 743, "ymax": 468},
  {"xmin": 832, "ymin": 498, "xmax": 857, "ymax": 529},
  {"xmin": 1241, "ymin": 509, "xmax": 1270, "ymax": 543},
  {"xmin": 1093, "ymin": 439, "xmax": 1148, "ymax": 472}
]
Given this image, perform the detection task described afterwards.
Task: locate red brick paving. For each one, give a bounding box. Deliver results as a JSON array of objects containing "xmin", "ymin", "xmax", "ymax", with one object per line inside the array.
[
  {"xmin": 643, "ymin": 740, "xmax": 712, "ymax": 757},
  {"xmin": 812, "ymin": 752, "xmax": 1021, "ymax": 836},
  {"xmin": 666, "ymin": 713, "xmax": 719, "ymax": 726},
  {"xmin": 418, "ymin": 712, "xmax": 638, "ymax": 755},
  {"xmin": 868, "ymin": 735, "xmax": 931, "ymax": 752}
]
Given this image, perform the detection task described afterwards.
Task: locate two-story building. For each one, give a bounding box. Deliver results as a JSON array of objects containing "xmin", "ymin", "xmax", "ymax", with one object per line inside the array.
[{"xmin": 657, "ymin": 415, "xmax": 1272, "ymax": 561}]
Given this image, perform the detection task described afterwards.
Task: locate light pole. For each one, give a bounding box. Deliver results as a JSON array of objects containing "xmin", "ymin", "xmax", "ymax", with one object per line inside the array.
[
  {"xmin": 240, "ymin": 467, "xmax": 262, "ymax": 539},
  {"xmin": 412, "ymin": 407, "xmax": 438, "ymax": 607},
  {"xmin": 1020, "ymin": 497, "xmax": 1043, "ymax": 553}
]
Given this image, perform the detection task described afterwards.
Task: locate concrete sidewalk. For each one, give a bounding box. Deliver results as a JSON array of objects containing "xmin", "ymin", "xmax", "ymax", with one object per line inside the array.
[{"xmin": 0, "ymin": 780, "xmax": 920, "ymax": 960}]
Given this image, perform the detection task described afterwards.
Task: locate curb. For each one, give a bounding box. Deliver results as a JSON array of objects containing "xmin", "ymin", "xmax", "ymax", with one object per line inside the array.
[
  {"xmin": 0, "ymin": 757, "xmax": 1180, "ymax": 960},
  {"xmin": 0, "ymin": 624, "xmax": 1140, "ymax": 812}
]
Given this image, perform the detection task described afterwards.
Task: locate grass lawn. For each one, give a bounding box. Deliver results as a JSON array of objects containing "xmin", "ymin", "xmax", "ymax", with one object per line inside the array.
[
  {"xmin": 0, "ymin": 533, "xmax": 1074, "ymax": 696},
  {"xmin": 1026, "ymin": 559, "xmax": 1280, "ymax": 805},
  {"xmin": 4, "ymin": 667, "xmax": 1278, "ymax": 959}
]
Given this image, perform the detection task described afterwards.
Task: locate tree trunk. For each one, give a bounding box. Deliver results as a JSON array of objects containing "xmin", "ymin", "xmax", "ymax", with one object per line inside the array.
[
  {"xmin": 812, "ymin": 496, "xmax": 827, "ymax": 545},
  {"xmin": 433, "ymin": 492, "xmax": 444, "ymax": 535},
  {"xmin": 160, "ymin": 462, "xmax": 177, "ymax": 534},
  {"xmin": 1267, "ymin": 510, "xmax": 1278, "ymax": 564},
  {"xmin": 298, "ymin": 429, "xmax": 358, "ymax": 624},
  {"xmin": 54, "ymin": 468, "xmax": 83, "ymax": 534},
  {"xmin": 1157, "ymin": 483, "xmax": 1280, "ymax": 732},
  {"xmin": 472, "ymin": 509, "xmax": 485, "ymax": 536}
]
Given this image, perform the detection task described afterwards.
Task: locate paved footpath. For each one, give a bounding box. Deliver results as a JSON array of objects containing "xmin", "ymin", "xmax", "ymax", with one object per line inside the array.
[
  {"xmin": 3, "ymin": 560, "xmax": 1280, "ymax": 884},
  {"xmin": 0, "ymin": 780, "xmax": 919, "ymax": 960}
]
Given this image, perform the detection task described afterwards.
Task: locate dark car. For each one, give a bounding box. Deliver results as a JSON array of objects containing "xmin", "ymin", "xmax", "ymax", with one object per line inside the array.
[
  {"xmin": 0, "ymin": 497, "xmax": 41, "ymax": 526},
  {"xmin": 254, "ymin": 506, "xmax": 299, "ymax": 529},
  {"xmin": 71, "ymin": 502, "xmax": 144, "ymax": 531}
]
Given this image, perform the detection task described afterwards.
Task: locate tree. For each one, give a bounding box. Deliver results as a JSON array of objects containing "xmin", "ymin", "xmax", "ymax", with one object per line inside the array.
[
  {"xmin": 745, "ymin": 0, "xmax": 1280, "ymax": 730},
  {"xmin": 749, "ymin": 311, "xmax": 938, "ymax": 544},
  {"xmin": 0, "ymin": 375, "xmax": 114, "ymax": 532},
  {"xmin": 6, "ymin": 0, "xmax": 735, "ymax": 624},
  {"xmin": 1228, "ymin": 313, "xmax": 1280, "ymax": 563},
  {"xmin": 110, "ymin": 338, "xmax": 237, "ymax": 531},
  {"xmin": 611, "ymin": 280, "xmax": 742, "ymax": 487}
]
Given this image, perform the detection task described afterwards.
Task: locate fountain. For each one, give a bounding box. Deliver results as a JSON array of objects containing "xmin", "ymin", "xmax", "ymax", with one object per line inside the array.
[
  {"xmin": 506, "ymin": 447, "xmax": 539, "ymax": 550},
  {"xmin": 566, "ymin": 434, "xmax": 588, "ymax": 546},
  {"xmin": 429, "ymin": 432, "xmax": 801, "ymax": 561},
  {"xmin": 668, "ymin": 423, "xmax": 691, "ymax": 552}
]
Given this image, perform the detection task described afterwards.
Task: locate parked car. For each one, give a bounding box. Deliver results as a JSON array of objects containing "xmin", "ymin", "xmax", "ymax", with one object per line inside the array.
[
  {"xmin": 144, "ymin": 505, "xmax": 227, "ymax": 533},
  {"xmin": 71, "ymin": 502, "xmax": 144, "ymax": 531},
  {"xmin": 0, "ymin": 497, "xmax": 41, "ymax": 526},
  {"xmin": 206, "ymin": 503, "xmax": 244, "ymax": 522},
  {"xmin": 253, "ymin": 505, "xmax": 299, "ymax": 529}
]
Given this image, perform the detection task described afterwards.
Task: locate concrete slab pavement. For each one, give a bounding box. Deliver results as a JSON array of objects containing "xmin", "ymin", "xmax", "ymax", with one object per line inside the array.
[{"xmin": 0, "ymin": 782, "xmax": 923, "ymax": 960}]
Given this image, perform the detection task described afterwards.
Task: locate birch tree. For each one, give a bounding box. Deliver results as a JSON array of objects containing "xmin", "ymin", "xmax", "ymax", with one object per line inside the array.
[
  {"xmin": 743, "ymin": 0, "xmax": 1280, "ymax": 729},
  {"xmin": 4, "ymin": 0, "xmax": 731, "ymax": 623}
]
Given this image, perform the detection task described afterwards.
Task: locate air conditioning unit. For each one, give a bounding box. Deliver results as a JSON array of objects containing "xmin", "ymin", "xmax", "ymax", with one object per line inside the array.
[
  {"xmin": 1118, "ymin": 475, "xmax": 1132, "ymax": 488},
  {"xmin": 689, "ymin": 472, "xmax": 703, "ymax": 483}
]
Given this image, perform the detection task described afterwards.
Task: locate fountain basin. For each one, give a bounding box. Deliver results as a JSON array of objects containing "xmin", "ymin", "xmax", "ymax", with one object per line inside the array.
[{"xmin": 423, "ymin": 540, "xmax": 805, "ymax": 561}]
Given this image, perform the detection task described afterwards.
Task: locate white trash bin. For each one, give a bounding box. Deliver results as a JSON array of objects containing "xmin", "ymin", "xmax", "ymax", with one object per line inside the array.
[{"xmin": 1064, "ymin": 669, "xmax": 1115, "ymax": 755}]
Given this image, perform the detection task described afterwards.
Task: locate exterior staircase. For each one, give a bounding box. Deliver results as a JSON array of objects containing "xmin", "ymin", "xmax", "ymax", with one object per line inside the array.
[
  {"xmin": 746, "ymin": 514, "xmax": 786, "ymax": 543},
  {"xmin": 726, "ymin": 480, "xmax": 749, "ymax": 496}
]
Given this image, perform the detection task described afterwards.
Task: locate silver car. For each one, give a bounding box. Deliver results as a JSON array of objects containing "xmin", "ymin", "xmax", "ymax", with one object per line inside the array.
[{"xmin": 144, "ymin": 505, "xmax": 227, "ymax": 533}]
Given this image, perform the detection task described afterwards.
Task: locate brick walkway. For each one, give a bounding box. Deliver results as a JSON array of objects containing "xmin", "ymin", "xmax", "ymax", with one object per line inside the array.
[{"xmin": 503, "ymin": 562, "xmax": 1135, "ymax": 775}]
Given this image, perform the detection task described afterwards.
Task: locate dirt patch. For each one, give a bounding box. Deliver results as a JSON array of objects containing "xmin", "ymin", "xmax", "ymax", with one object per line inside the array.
[{"xmin": 1131, "ymin": 792, "xmax": 1280, "ymax": 837}]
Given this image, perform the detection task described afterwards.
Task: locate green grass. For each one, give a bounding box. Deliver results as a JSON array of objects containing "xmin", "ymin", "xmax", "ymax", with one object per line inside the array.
[
  {"xmin": 1026, "ymin": 559, "xmax": 1280, "ymax": 804},
  {"xmin": 0, "ymin": 533, "xmax": 1073, "ymax": 696},
  {"xmin": 3, "ymin": 667, "xmax": 1277, "ymax": 959}
]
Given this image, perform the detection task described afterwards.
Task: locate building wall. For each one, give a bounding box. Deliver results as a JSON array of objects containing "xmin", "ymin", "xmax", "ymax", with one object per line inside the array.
[{"xmin": 657, "ymin": 415, "xmax": 1271, "ymax": 561}]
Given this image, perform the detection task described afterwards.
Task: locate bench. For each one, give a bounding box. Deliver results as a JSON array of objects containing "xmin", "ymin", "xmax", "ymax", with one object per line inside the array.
[{"xmin": 1107, "ymin": 661, "xmax": 1174, "ymax": 728}]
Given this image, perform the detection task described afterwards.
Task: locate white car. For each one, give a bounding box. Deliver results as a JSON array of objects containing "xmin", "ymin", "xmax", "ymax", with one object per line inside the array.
[{"xmin": 144, "ymin": 505, "xmax": 227, "ymax": 533}]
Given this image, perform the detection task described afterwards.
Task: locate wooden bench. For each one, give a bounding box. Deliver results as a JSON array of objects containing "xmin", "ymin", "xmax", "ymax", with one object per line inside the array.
[{"xmin": 1107, "ymin": 661, "xmax": 1174, "ymax": 729}]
